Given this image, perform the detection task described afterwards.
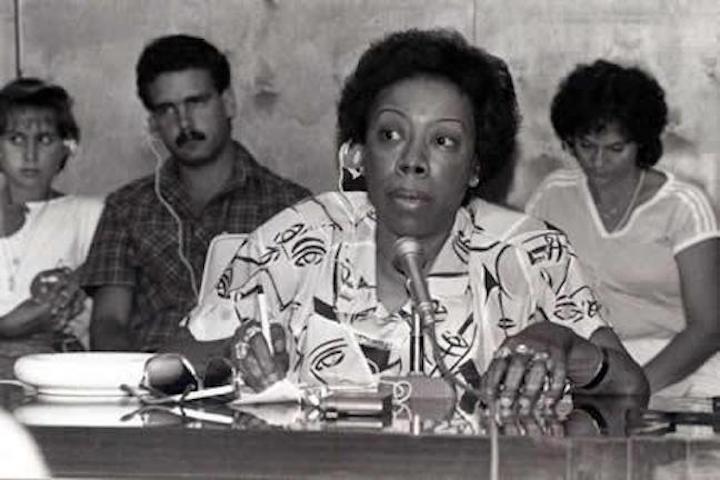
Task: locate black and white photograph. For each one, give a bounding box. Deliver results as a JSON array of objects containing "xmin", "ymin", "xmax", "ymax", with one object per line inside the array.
[{"xmin": 0, "ymin": 1, "xmax": 719, "ymax": 478}]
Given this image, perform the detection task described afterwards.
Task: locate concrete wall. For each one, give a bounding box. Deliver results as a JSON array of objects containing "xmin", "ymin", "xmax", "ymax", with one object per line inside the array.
[
  {"xmin": 0, "ymin": 2, "xmax": 16, "ymax": 80},
  {"xmin": 2, "ymin": 0, "xmax": 719, "ymax": 210}
]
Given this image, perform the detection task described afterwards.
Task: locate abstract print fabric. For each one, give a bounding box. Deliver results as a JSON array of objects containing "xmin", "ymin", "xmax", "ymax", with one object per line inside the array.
[{"xmin": 188, "ymin": 192, "xmax": 606, "ymax": 385}]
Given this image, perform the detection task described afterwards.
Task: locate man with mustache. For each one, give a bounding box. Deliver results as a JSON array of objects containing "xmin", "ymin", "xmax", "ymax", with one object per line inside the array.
[{"xmin": 80, "ymin": 34, "xmax": 309, "ymax": 352}]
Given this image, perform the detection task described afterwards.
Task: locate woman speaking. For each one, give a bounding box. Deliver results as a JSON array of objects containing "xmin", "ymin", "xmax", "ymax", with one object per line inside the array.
[{"xmin": 188, "ymin": 29, "xmax": 648, "ymax": 410}]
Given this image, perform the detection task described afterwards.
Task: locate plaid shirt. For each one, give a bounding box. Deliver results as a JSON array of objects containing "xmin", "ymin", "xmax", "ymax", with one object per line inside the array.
[{"xmin": 79, "ymin": 142, "xmax": 310, "ymax": 351}]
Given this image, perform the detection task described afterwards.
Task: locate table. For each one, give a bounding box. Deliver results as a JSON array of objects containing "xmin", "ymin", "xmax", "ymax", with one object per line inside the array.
[{"xmin": 4, "ymin": 384, "xmax": 720, "ymax": 479}]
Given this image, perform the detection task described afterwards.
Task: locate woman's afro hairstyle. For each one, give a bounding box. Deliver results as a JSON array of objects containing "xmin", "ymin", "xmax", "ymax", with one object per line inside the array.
[
  {"xmin": 337, "ymin": 28, "xmax": 520, "ymax": 199},
  {"xmin": 550, "ymin": 59, "xmax": 668, "ymax": 167}
]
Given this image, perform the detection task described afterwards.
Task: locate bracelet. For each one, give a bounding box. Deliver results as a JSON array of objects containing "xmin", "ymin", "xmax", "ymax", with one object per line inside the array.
[
  {"xmin": 574, "ymin": 403, "xmax": 609, "ymax": 435},
  {"xmin": 580, "ymin": 346, "xmax": 609, "ymax": 390}
]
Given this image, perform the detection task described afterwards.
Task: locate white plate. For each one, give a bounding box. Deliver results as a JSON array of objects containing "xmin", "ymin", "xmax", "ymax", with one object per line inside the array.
[
  {"xmin": 13, "ymin": 400, "xmax": 145, "ymax": 427},
  {"xmin": 14, "ymin": 352, "xmax": 153, "ymax": 398}
]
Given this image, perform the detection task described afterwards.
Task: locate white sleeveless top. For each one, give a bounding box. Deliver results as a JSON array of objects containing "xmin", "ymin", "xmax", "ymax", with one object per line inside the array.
[{"xmin": 0, "ymin": 195, "xmax": 104, "ymax": 341}]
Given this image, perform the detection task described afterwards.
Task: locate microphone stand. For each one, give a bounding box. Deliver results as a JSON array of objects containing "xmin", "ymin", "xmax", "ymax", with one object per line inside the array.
[
  {"xmin": 393, "ymin": 237, "xmax": 486, "ymax": 403},
  {"xmin": 393, "ymin": 237, "xmax": 432, "ymax": 375},
  {"xmin": 408, "ymin": 281, "xmax": 432, "ymax": 375},
  {"xmin": 409, "ymin": 310, "xmax": 423, "ymax": 374},
  {"xmin": 393, "ymin": 238, "xmax": 452, "ymax": 403}
]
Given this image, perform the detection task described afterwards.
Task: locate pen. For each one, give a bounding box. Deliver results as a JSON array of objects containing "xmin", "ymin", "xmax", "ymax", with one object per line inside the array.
[{"xmin": 257, "ymin": 288, "xmax": 272, "ymax": 350}]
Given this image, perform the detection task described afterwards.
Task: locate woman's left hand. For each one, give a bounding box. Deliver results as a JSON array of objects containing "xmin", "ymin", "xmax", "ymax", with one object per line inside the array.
[{"xmin": 481, "ymin": 313, "xmax": 575, "ymax": 417}]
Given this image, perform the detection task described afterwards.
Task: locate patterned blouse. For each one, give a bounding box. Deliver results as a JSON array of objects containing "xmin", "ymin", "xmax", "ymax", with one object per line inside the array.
[{"xmin": 188, "ymin": 192, "xmax": 606, "ymax": 385}]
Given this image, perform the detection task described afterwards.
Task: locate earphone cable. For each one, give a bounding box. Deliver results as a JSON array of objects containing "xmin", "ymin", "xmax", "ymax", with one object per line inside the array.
[{"xmin": 146, "ymin": 137, "xmax": 200, "ymax": 298}]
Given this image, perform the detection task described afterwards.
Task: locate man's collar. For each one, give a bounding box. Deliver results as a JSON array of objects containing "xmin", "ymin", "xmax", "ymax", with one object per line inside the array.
[{"xmin": 223, "ymin": 141, "xmax": 253, "ymax": 191}]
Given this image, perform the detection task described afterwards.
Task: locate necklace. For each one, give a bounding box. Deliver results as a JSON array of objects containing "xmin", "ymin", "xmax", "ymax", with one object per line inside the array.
[
  {"xmin": 4, "ymin": 199, "xmax": 52, "ymax": 292},
  {"xmin": 597, "ymin": 170, "xmax": 646, "ymax": 232}
]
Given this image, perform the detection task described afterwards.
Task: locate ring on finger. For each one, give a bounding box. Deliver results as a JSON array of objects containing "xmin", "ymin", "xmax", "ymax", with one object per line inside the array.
[
  {"xmin": 514, "ymin": 343, "xmax": 534, "ymax": 356},
  {"xmin": 517, "ymin": 396, "xmax": 533, "ymax": 415},
  {"xmin": 498, "ymin": 394, "xmax": 515, "ymax": 409},
  {"xmin": 531, "ymin": 351, "xmax": 552, "ymax": 370},
  {"xmin": 531, "ymin": 351, "xmax": 550, "ymax": 362},
  {"xmin": 234, "ymin": 341, "xmax": 250, "ymax": 360},
  {"xmin": 242, "ymin": 324, "xmax": 263, "ymax": 343},
  {"xmin": 493, "ymin": 346, "xmax": 512, "ymax": 359}
]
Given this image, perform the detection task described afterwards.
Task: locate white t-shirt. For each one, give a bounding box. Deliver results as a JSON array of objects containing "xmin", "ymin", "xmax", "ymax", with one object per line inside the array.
[
  {"xmin": 0, "ymin": 195, "xmax": 104, "ymax": 340},
  {"xmin": 527, "ymin": 168, "xmax": 720, "ymax": 340}
]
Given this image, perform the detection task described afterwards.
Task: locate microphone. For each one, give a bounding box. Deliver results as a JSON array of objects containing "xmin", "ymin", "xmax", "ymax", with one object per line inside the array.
[
  {"xmin": 392, "ymin": 240, "xmax": 486, "ymax": 401},
  {"xmin": 393, "ymin": 237, "xmax": 435, "ymax": 374},
  {"xmin": 392, "ymin": 237, "xmax": 434, "ymax": 320}
]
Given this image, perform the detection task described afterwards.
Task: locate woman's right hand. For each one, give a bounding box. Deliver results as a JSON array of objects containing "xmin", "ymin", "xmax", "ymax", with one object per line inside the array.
[
  {"xmin": 481, "ymin": 312, "xmax": 575, "ymax": 417},
  {"xmin": 229, "ymin": 320, "xmax": 289, "ymax": 392},
  {"xmin": 30, "ymin": 267, "xmax": 86, "ymax": 332},
  {"xmin": 1, "ymin": 267, "xmax": 87, "ymax": 338}
]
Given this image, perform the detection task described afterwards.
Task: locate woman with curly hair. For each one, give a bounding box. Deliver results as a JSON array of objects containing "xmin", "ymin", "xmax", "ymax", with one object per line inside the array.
[
  {"xmin": 188, "ymin": 30, "xmax": 647, "ymax": 409},
  {"xmin": 527, "ymin": 60, "xmax": 720, "ymax": 395}
]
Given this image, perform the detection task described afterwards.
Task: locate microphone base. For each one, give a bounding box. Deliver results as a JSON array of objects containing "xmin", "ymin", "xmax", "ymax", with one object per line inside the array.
[
  {"xmin": 382, "ymin": 375, "xmax": 456, "ymax": 425},
  {"xmin": 382, "ymin": 375, "xmax": 454, "ymax": 401}
]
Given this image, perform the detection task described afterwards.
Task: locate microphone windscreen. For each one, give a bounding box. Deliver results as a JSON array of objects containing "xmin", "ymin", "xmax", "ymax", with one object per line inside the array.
[
  {"xmin": 392, "ymin": 237, "xmax": 433, "ymax": 309},
  {"xmin": 392, "ymin": 237, "xmax": 425, "ymax": 276}
]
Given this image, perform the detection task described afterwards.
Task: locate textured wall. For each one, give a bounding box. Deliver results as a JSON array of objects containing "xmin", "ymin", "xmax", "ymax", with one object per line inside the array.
[
  {"xmin": 1, "ymin": 0, "xmax": 719, "ymax": 211},
  {"xmin": 475, "ymin": 0, "xmax": 720, "ymax": 209},
  {"xmin": 0, "ymin": 1, "xmax": 15, "ymax": 80}
]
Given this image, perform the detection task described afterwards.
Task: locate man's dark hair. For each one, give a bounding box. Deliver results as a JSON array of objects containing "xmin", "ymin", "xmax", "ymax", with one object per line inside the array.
[
  {"xmin": 337, "ymin": 28, "xmax": 520, "ymax": 202},
  {"xmin": 551, "ymin": 59, "xmax": 668, "ymax": 168},
  {"xmin": 136, "ymin": 34, "xmax": 231, "ymax": 110}
]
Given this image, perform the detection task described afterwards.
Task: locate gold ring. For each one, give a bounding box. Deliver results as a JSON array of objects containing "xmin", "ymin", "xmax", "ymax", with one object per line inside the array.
[
  {"xmin": 532, "ymin": 351, "xmax": 550, "ymax": 362},
  {"xmin": 494, "ymin": 346, "xmax": 512, "ymax": 359}
]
